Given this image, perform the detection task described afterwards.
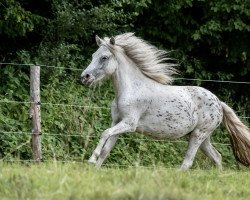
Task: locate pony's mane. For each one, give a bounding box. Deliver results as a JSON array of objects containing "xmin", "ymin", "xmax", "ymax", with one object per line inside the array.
[{"xmin": 103, "ymin": 32, "xmax": 178, "ymax": 84}]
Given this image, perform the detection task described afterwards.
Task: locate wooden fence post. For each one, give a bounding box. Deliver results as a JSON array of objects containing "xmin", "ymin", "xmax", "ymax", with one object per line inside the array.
[{"xmin": 30, "ymin": 65, "xmax": 42, "ymax": 162}]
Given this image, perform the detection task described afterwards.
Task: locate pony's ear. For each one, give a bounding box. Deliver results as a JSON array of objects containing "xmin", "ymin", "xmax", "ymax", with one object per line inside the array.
[
  {"xmin": 110, "ymin": 36, "xmax": 115, "ymax": 45},
  {"xmin": 95, "ymin": 35, "xmax": 102, "ymax": 46}
]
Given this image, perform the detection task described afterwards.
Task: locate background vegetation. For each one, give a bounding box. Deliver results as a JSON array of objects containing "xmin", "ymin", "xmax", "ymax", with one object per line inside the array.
[{"xmin": 0, "ymin": 0, "xmax": 249, "ymax": 168}]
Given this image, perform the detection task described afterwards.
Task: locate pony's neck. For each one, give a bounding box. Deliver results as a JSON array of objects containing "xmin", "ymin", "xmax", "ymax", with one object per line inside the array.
[{"xmin": 112, "ymin": 53, "xmax": 148, "ymax": 97}]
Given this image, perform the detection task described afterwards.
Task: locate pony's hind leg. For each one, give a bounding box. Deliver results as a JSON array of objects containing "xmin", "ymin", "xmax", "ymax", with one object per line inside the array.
[
  {"xmin": 200, "ymin": 137, "xmax": 222, "ymax": 170},
  {"xmin": 180, "ymin": 129, "xmax": 210, "ymax": 171}
]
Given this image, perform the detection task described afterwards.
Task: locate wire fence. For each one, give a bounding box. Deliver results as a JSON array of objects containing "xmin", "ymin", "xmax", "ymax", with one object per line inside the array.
[
  {"xmin": 0, "ymin": 130, "xmax": 231, "ymax": 146},
  {"xmin": 0, "ymin": 62, "xmax": 249, "ymax": 165},
  {"xmin": 1, "ymin": 159, "xmax": 180, "ymax": 170},
  {"xmin": 1, "ymin": 62, "xmax": 250, "ymax": 84},
  {"xmin": 0, "ymin": 135, "xmax": 232, "ymax": 170},
  {"xmin": 0, "ymin": 100, "xmax": 110, "ymax": 110},
  {"xmin": 0, "ymin": 100, "xmax": 249, "ymax": 118},
  {"xmin": 0, "ymin": 62, "xmax": 83, "ymax": 71}
]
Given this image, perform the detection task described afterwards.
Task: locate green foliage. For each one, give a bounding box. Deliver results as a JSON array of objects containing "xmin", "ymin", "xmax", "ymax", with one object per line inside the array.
[
  {"xmin": 0, "ymin": 0, "xmax": 45, "ymax": 37},
  {"xmin": 135, "ymin": 0, "xmax": 250, "ymax": 103}
]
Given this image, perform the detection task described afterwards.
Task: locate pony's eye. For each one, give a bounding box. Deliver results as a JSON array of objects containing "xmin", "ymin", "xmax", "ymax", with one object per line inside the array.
[{"xmin": 101, "ymin": 56, "xmax": 108, "ymax": 61}]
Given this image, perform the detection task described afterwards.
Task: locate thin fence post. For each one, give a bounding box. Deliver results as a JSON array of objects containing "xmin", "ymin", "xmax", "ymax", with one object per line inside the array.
[{"xmin": 30, "ymin": 65, "xmax": 42, "ymax": 162}]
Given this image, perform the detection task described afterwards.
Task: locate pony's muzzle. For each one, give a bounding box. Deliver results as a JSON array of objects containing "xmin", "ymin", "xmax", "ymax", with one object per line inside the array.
[{"xmin": 81, "ymin": 73, "xmax": 95, "ymax": 85}]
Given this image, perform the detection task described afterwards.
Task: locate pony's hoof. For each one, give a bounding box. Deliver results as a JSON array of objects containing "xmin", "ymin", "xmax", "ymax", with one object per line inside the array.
[
  {"xmin": 88, "ymin": 157, "xmax": 97, "ymax": 165},
  {"xmin": 177, "ymin": 165, "xmax": 189, "ymax": 172},
  {"xmin": 177, "ymin": 168, "xmax": 187, "ymax": 172}
]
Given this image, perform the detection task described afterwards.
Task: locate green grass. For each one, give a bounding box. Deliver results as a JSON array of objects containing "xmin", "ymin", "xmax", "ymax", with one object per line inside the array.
[{"xmin": 0, "ymin": 162, "xmax": 250, "ymax": 200}]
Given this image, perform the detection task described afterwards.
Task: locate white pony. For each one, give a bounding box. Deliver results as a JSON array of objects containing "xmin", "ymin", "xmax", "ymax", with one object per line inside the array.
[{"xmin": 81, "ymin": 33, "xmax": 250, "ymax": 170}]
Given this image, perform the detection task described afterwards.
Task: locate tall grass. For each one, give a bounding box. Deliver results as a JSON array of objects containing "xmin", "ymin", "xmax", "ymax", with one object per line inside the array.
[{"xmin": 0, "ymin": 162, "xmax": 250, "ymax": 200}]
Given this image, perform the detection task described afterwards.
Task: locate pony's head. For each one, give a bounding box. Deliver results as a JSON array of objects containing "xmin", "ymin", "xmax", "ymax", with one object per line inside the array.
[
  {"xmin": 81, "ymin": 33, "xmax": 178, "ymax": 85},
  {"xmin": 81, "ymin": 35, "xmax": 118, "ymax": 85}
]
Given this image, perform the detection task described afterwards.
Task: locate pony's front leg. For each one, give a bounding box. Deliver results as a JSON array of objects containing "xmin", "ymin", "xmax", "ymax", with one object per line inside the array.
[
  {"xmin": 88, "ymin": 101, "xmax": 119, "ymax": 164},
  {"xmin": 88, "ymin": 134, "xmax": 118, "ymax": 165},
  {"xmin": 95, "ymin": 135, "xmax": 119, "ymax": 167},
  {"xmin": 88, "ymin": 119, "xmax": 137, "ymax": 167}
]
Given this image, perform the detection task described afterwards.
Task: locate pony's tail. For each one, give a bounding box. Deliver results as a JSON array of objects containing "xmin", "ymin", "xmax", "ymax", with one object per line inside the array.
[{"xmin": 221, "ymin": 102, "xmax": 250, "ymax": 166}]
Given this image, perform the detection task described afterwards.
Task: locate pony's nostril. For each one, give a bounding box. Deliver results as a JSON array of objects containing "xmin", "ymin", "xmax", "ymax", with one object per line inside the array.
[{"xmin": 85, "ymin": 74, "xmax": 90, "ymax": 79}]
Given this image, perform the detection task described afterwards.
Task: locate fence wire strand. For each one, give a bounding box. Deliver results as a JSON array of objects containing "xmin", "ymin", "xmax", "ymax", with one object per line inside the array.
[
  {"xmin": 0, "ymin": 100, "xmax": 249, "ymax": 119},
  {"xmin": 175, "ymin": 77, "xmax": 250, "ymax": 84},
  {"xmin": 0, "ymin": 159, "xmax": 179, "ymax": 170},
  {"xmin": 0, "ymin": 100, "xmax": 110, "ymax": 110},
  {"xmin": 0, "ymin": 62, "xmax": 83, "ymax": 71},
  {"xmin": 0, "ymin": 130, "xmax": 231, "ymax": 146},
  {"xmin": 0, "ymin": 62, "xmax": 250, "ymax": 84}
]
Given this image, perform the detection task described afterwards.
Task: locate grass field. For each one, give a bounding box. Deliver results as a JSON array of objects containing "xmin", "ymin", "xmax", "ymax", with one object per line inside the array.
[{"xmin": 0, "ymin": 162, "xmax": 250, "ymax": 200}]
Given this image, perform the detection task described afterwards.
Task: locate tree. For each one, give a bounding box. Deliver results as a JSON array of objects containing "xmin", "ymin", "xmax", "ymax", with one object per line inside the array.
[{"xmin": 134, "ymin": 0, "xmax": 250, "ymax": 105}]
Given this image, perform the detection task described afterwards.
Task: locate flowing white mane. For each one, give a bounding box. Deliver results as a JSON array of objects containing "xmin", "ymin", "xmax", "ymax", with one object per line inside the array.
[{"xmin": 104, "ymin": 32, "xmax": 178, "ymax": 84}]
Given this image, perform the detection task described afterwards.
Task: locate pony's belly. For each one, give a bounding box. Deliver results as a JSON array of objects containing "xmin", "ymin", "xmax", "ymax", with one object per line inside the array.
[
  {"xmin": 136, "ymin": 113, "xmax": 198, "ymax": 139},
  {"xmin": 136, "ymin": 127, "xmax": 186, "ymax": 139},
  {"xmin": 136, "ymin": 120, "xmax": 196, "ymax": 139}
]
